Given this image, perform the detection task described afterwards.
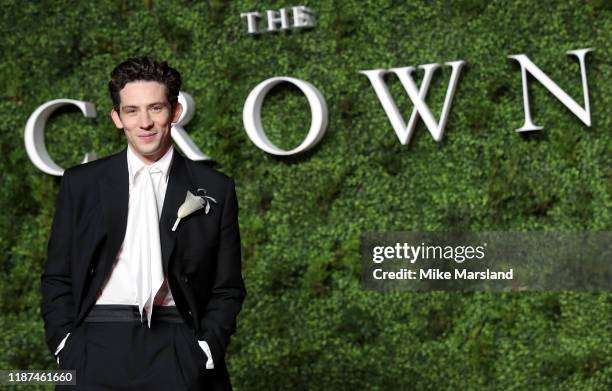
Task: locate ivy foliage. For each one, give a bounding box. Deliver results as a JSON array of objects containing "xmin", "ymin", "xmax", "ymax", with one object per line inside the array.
[{"xmin": 0, "ymin": 1, "xmax": 610, "ymax": 390}]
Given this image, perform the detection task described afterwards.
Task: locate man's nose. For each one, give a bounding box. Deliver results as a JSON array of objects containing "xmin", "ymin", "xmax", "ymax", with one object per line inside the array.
[{"xmin": 139, "ymin": 112, "xmax": 154, "ymax": 129}]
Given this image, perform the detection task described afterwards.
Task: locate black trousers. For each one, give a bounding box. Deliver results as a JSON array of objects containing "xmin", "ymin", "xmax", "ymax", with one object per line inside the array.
[{"xmin": 56, "ymin": 305, "xmax": 231, "ymax": 391}]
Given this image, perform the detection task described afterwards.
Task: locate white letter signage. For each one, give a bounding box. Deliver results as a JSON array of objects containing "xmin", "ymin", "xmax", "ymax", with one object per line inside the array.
[
  {"xmin": 242, "ymin": 77, "xmax": 328, "ymax": 156},
  {"xmin": 24, "ymin": 92, "xmax": 207, "ymax": 176},
  {"xmin": 171, "ymin": 91, "xmax": 211, "ymax": 161},
  {"xmin": 24, "ymin": 99, "xmax": 97, "ymax": 176},
  {"xmin": 241, "ymin": 5, "xmax": 315, "ymax": 34},
  {"xmin": 360, "ymin": 61, "xmax": 465, "ymax": 144},
  {"xmin": 508, "ymin": 48, "xmax": 593, "ymax": 132},
  {"xmin": 24, "ymin": 48, "xmax": 597, "ymax": 175}
]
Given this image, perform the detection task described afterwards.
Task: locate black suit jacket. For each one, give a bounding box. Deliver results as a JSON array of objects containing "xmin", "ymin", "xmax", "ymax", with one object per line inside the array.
[{"xmin": 40, "ymin": 145, "xmax": 246, "ymax": 379}]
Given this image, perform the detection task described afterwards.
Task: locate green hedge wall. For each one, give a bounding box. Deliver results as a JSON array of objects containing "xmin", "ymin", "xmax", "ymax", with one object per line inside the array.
[{"xmin": 1, "ymin": 1, "xmax": 610, "ymax": 389}]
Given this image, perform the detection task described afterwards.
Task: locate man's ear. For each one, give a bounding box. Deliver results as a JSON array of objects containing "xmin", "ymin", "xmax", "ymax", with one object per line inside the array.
[
  {"xmin": 111, "ymin": 109, "xmax": 124, "ymax": 129},
  {"xmin": 171, "ymin": 102, "xmax": 183, "ymax": 124}
]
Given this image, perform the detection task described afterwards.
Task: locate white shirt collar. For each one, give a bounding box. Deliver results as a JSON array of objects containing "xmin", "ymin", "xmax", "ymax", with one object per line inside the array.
[{"xmin": 127, "ymin": 143, "xmax": 174, "ymax": 187}]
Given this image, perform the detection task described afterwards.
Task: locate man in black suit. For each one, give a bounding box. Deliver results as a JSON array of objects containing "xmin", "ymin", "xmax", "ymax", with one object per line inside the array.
[{"xmin": 40, "ymin": 57, "xmax": 246, "ymax": 390}]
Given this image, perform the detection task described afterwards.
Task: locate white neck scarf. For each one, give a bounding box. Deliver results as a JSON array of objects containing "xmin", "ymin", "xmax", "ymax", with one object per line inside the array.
[{"xmin": 123, "ymin": 164, "xmax": 165, "ymax": 327}]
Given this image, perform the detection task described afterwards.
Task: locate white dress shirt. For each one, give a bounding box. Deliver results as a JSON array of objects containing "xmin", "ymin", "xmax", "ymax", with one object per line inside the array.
[
  {"xmin": 96, "ymin": 143, "xmax": 176, "ymax": 306},
  {"xmin": 55, "ymin": 144, "xmax": 213, "ymax": 369}
]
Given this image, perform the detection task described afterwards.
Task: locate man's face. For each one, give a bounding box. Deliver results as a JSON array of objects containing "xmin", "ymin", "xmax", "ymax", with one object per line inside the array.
[{"xmin": 111, "ymin": 81, "xmax": 182, "ymax": 164}]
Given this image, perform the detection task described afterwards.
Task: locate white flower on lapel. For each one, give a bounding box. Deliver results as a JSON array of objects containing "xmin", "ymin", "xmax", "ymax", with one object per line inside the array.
[{"xmin": 171, "ymin": 189, "xmax": 217, "ymax": 232}]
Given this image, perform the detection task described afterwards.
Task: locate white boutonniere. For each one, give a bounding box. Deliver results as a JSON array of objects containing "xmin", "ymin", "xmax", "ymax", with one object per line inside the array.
[{"xmin": 172, "ymin": 188, "xmax": 217, "ymax": 232}]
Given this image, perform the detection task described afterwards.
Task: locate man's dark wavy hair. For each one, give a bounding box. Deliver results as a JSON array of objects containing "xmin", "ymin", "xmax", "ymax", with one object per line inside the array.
[{"xmin": 108, "ymin": 56, "xmax": 181, "ymax": 113}]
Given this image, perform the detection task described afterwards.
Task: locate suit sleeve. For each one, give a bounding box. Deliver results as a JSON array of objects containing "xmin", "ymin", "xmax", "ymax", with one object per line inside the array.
[
  {"xmin": 198, "ymin": 178, "xmax": 246, "ymax": 368},
  {"xmin": 40, "ymin": 170, "xmax": 76, "ymax": 356}
]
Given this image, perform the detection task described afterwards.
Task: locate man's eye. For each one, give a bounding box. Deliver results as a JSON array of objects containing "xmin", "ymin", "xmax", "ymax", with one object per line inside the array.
[{"xmin": 151, "ymin": 106, "xmax": 162, "ymax": 112}]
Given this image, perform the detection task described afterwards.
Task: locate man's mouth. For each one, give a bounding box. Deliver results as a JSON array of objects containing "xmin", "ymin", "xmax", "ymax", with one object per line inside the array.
[{"xmin": 138, "ymin": 132, "xmax": 158, "ymax": 141}]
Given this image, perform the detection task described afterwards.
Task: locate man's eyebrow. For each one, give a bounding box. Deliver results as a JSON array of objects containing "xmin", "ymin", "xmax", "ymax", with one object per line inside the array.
[{"xmin": 121, "ymin": 102, "xmax": 167, "ymax": 110}]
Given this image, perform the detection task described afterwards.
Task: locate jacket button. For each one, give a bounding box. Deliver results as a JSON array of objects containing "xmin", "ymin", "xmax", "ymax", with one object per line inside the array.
[
  {"xmin": 89, "ymin": 267, "xmax": 95, "ymax": 276},
  {"xmin": 183, "ymin": 276, "xmax": 189, "ymax": 283}
]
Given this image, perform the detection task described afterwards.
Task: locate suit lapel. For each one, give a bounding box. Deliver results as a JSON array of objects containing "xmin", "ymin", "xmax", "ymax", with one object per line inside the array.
[
  {"xmin": 98, "ymin": 147, "xmax": 129, "ymax": 279},
  {"xmin": 159, "ymin": 149, "xmax": 193, "ymax": 275}
]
